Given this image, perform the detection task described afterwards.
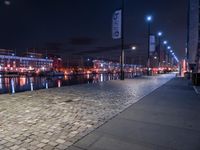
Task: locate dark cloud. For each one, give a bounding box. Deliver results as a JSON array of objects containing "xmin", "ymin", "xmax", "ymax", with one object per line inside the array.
[
  {"xmin": 45, "ymin": 42, "xmax": 64, "ymax": 49},
  {"xmin": 68, "ymin": 37, "xmax": 96, "ymax": 46},
  {"xmin": 73, "ymin": 45, "xmax": 119, "ymax": 55},
  {"xmin": 73, "ymin": 42, "xmax": 143, "ymax": 56}
]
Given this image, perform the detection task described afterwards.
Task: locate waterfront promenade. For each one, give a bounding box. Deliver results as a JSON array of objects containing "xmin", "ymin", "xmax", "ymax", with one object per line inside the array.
[
  {"xmin": 68, "ymin": 77, "xmax": 200, "ymax": 150},
  {"xmin": 0, "ymin": 74, "xmax": 174, "ymax": 150}
]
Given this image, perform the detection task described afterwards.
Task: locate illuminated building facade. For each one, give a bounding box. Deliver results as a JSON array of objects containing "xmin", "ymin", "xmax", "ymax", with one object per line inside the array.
[
  {"xmin": 47, "ymin": 54, "xmax": 63, "ymax": 70},
  {"xmin": 0, "ymin": 54, "xmax": 53, "ymax": 73}
]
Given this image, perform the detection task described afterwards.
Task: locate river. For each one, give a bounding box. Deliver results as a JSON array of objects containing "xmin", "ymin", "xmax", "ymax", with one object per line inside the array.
[{"xmin": 0, "ymin": 73, "xmax": 140, "ymax": 94}]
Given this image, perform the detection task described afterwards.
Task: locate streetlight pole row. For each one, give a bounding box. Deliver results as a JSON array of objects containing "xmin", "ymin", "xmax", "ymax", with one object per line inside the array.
[
  {"xmin": 119, "ymin": 4, "xmax": 179, "ymax": 79},
  {"xmin": 144, "ymin": 13, "xmax": 180, "ymax": 71}
]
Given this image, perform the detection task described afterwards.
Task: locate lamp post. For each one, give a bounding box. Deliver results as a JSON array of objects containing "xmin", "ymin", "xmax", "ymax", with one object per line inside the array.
[
  {"xmin": 170, "ymin": 49, "xmax": 173, "ymax": 66},
  {"xmin": 146, "ymin": 15, "xmax": 152, "ymax": 75},
  {"xmin": 123, "ymin": 46, "xmax": 137, "ymax": 76},
  {"xmin": 157, "ymin": 32, "xmax": 163, "ymax": 67},
  {"xmin": 167, "ymin": 46, "xmax": 171, "ymax": 66},
  {"xmin": 124, "ymin": 46, "xmax": 137, "ymax": 65},
  {"xmin": 163, "ymin": 40, "xmax": 168, "ymax": 66},
  {"xmin": 120, "ymin": 0, "xmax": 125, "ymax": 80}
]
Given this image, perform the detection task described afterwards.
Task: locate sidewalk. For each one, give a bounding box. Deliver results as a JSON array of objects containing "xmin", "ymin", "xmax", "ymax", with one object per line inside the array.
[
  {"xmin": 0, "ymin": 74, "xmax": 174, "ymax": 150},
  {"xmin": 68, "ymin": 78, "xmax": 200, "ymax": 150}
]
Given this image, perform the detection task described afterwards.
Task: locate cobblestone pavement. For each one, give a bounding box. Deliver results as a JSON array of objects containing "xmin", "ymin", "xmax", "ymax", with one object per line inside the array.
[{"xmin": 0, "ymin": 74, "xmax": 174, "ymax": 150}]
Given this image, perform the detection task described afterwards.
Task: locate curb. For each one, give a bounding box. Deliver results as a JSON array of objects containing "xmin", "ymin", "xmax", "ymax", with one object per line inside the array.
[{"xmin": 193, "ymin": 86, "xmax": 200, "ymax": 95}]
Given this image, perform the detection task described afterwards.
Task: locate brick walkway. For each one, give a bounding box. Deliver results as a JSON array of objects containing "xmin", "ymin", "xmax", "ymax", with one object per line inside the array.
[{"xmin": 0, "ymin": 74, "xmax": 174, "ymax": 150}]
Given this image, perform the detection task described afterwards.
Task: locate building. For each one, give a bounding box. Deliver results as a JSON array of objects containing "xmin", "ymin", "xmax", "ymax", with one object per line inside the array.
[
  {"xmin": 48, "ymin": 54, "xmax": 63, "ymax": 70},
  {"xmin": 188, "ymin": 0, "xmax": 200, "ymax": 72},
  {"xmin": 0, "ymin": 49, "xmax": 53, "ymax": 73}
]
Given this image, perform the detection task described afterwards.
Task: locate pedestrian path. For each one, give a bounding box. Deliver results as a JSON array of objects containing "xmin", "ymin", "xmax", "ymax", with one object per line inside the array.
[
  {"xmin": 0, "ymin": 74, "xmax": 174, "ymax": 150},
  {"xmin": 68, "ymin": 78, "xmax": 200, "ymax": 150}
]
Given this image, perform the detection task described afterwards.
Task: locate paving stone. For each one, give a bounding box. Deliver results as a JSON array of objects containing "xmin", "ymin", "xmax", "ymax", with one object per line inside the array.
[
  {"xmin": 26, "ymin": 145, "xmax": 37, "ymax": 150},
  {"xmin": 48, "ymin": 141, "xmax": 59, "ymax": 147},
  {"xmin": 42, "ymin": 145, "xmax": 54, "ymax": 150},
  {"xmin": 10, "ymin": 145, "xmax": 20, "ymax": 150},
  {"xmin": 24, "ymin": 139, "xmax": 33, "ymax": 143},
  {"xmin": 5, "ymin": 142, "xmax": 15, "ymax": 147},
  {"xmin": 0, "ymin": 145, "xmax": 6, "ymax": 149},
  {"xmin": 41, "ymin": 139, "xmax": 50, "ymax": 143},
  {"xmin": 56, "ymin": 144, "xmax": 69, "ymax": 150},
  {"xmin": 18, "ymin": 148, "xmax": 27, "ymax": 150},
  {"xmin": 0, "ymin": 140, "xmax": 8, "ymax": 144},
  {"xmin": 37, "ymin": 143, "xmax": 46, "ymax": 148},
  {"xmin": 56, "ymin": 139, "xmax": 66, "ymax": 144}
]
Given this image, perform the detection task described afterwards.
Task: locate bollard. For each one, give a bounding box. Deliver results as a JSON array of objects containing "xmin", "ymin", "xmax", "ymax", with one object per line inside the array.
[
  {"xmin": 11, "ymin": 78, "xmax": 15, "ymax": 94},
  {"xmin": 30, "ymin": 82, "xmax": 34, "ymax": 91},
  {"xmin": 58, "ymin": 80, "xmax": 61, "ymax": 88},
  {"xmin": 45, "ymin": 81, "xmax": 48, "ymax": 89}
]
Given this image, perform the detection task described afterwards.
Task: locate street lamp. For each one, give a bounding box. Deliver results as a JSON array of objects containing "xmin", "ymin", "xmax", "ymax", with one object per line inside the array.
[
  {"xmin": 146, "ymin": 15, "xmax": 152, "ymax": 75},
  {"xmin": 167, "ymin": 46, "xmax": 171, "ymax": 50},
  {"xmin": 166, "ymin": 46, "xmax": 171, "ymax": 65},
  {"xmin": 122, "ymin": 45, "xmax": 138, "ymax": 74},
  {"xmin": 146, "ymin": 16, "xmax": 152, "ymax": 22},
  {"xmin": 163, "ymin": 40, "xmax": 168, "ymax": 45},
  {"xmin": 157, "ymin": 31, "xmax": 163, "ymax": 68},
  {"xmin": 131, "ymin": 46, "xmax": 137, "ymax": 50},
  {"xmin": 120, "ymin": 0, "xmax": 125, "ymax": 80},
  {"xmin": 158, "ymin": 32, "xmax": 163, "ymax": 37},
  {"xmin": 124, "ymin": 45, "xmax": 137, "ymax": 62},
  {"xmin": 163, "ymin": 40, "xmax": 168, "ymax": 66}
]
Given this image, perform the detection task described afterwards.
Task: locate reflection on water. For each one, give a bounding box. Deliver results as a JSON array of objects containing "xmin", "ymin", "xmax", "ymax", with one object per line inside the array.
[{"xmin": 0, "ymin": 73, "xmax": 140, "ymax": 94}]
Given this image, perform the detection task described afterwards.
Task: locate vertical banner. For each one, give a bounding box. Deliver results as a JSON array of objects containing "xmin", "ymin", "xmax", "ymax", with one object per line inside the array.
[
  {"xmin": 149, "ymin": 35, "xmax": 156, "ymax": 54},
  {"xmin": 112, "ymin": 10, "xmax": 122, "ymax": 39}
]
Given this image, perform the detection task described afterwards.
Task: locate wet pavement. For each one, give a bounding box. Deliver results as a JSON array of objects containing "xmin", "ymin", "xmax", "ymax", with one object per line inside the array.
[{"xmin": 0, "ymin": 74, "xmax": 175, "ymax": 150}]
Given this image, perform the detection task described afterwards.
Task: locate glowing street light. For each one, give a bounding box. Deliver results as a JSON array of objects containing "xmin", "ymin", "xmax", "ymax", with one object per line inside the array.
[
  {"xmin": 158, "ymin": 32, "xmax": 163, "ymax": 37},
  {"xmin": 145, "ymin": 15, "xmax": 153, "ymax": 75},
  {"xmin": 131, "ymin": 46, "xmax": 137, "ymax": 50},
  {"xmin": 167, "ymin": 46, "xmax": 171, "ymax": 50},
  {"xmin": 163, "ymin": 41, "xmax": 168, "ymax": 45},
  {"xmin": 146, "ymin": 15, "xmax": 152, "ymax": 22}
]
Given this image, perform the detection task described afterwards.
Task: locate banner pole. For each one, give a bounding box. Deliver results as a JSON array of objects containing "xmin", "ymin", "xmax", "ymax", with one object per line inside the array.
[{"xmin": 120, "ymin": 0, "xmax": 124, "ymax": 80}]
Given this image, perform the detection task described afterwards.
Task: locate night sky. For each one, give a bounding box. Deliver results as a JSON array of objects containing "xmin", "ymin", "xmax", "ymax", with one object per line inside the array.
[{"xmin": 0, "ymin": 0, "xmax": 187, "ymax": 63}]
